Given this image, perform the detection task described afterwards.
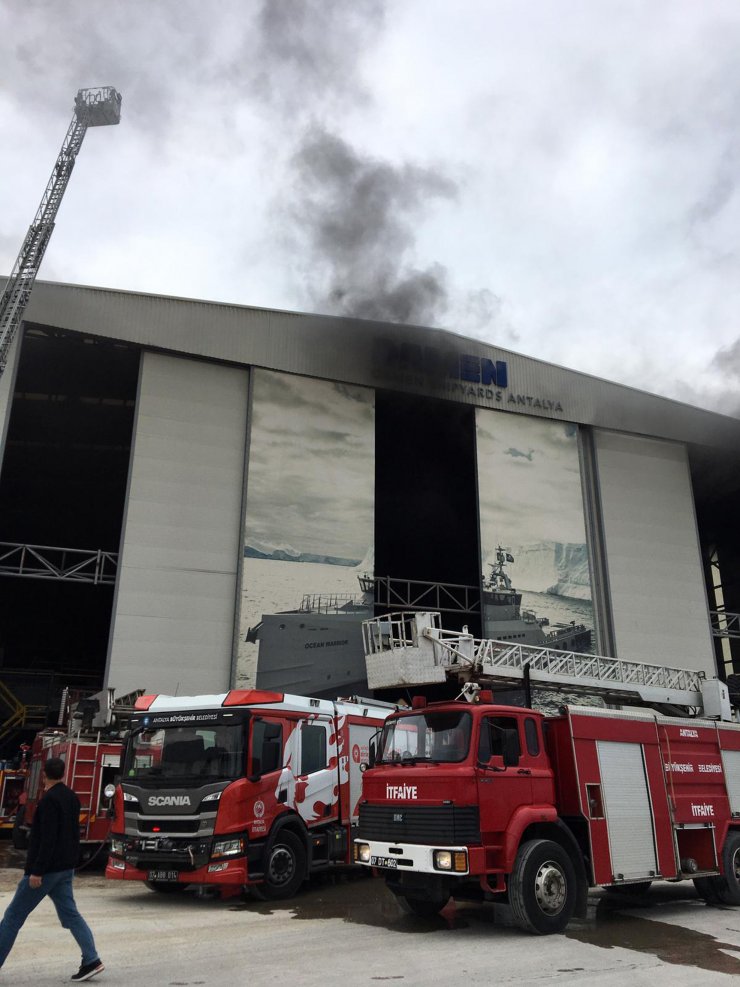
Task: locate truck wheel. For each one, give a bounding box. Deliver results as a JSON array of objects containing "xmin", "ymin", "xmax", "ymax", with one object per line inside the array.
[
  {"xmin": 509, "ymin": 839, "xmax": 578, "ymax": 935},
  {"xmin": 715, "ymin": 832, "xmax": 740, "ymax": 906},
  {"xmin": 262, "ymin": 830, "xmax": 306, "ymax": 900},
  {"xmin": 397, "ymin": 894, "xmax": 449, "ymax": 918},
  {"xmin": 12, "ymin": 809, "xmax": 28, "ymax": 850}
]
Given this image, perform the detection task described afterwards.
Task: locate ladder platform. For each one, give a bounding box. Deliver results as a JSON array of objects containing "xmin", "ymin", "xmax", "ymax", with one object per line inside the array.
[{"xmin": 363, "ymin": 612, "xmax": 733, "ymax": 719}]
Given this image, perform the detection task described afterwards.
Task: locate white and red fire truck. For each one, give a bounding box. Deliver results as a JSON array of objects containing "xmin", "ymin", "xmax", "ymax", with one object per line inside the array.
[
  {"xmin": 353, "ymin": 612, "xmax": 740, "ymax": 934},
  {"xmin": 14, "ymin": 689, "xmax": 139, "ymax": 860},
  {"xmin": 105, "ymin": 690, "xmax": 396, "ymax": 898}
]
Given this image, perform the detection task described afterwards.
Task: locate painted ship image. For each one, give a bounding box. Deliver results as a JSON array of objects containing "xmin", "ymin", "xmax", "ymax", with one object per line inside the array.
[
  {"xmin": 246, "ymin": 573, "xmax": 374, "ymax": 697},
  {"xmin": 482, "ymin": 546, "xmax": 592, "ymax": 652}
]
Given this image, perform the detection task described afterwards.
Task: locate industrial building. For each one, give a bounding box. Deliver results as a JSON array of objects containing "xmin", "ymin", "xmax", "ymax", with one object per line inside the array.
[{"xmin": 0, "ymin": 278, "xmax": 739, "ymax": 746}]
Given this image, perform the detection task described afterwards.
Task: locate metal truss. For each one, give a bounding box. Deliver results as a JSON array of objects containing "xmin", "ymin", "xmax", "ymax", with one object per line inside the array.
[
  {"xmin": 710, "ymin": 610, "xmax": 740, "ymax": 640},
  {"xmin": 0, "ymin": 542, "xmax": 117, "ymax": 584},
  {"xmin": 373, "ymin": 576, "xmax": 480, "ymax": 614}
]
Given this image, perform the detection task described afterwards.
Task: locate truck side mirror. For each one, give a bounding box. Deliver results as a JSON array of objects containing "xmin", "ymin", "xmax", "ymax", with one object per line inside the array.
[
  {"xmin": 368, "ymin": 740, "xmax": 376, "ymax": 768},
  {"xmin": 502, "ymin": 729, "xmax": 520, "ymax": 767}
]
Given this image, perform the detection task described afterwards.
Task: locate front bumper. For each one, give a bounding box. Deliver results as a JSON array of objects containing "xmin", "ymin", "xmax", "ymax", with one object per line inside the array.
[
  {"xmin": 106, "ymin": 830, "xmax": 263, "ymax": 887},
  {"xmin": 106, "ymin": 855, "xmax": 248, "ymax": 886},
  {"xmin": 353, "ymin": 838, "xmax": 469, "ymax": 876}
]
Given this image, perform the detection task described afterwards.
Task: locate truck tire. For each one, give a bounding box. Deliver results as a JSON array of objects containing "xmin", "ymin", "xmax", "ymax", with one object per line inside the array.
[
  {"xmin": 715, "ymin": 832, "xmax": 740, "ymax": 906},
  {"xmin": 694, "ymin": 833, "xmax": 740, "ymax": 906},
  {"xmin": 12, "ymin": 809, "xmax": 28, "ymax": 850},
  {"xmin": 509, "ymin": 839, "xmax": 578, "ymax": 935},
  {"xmin": 397, "ymin": 894, "xmax": 449, "ymax": 918},
  {"xmin": 262, "ymin": 830, "xmax": 306, "ymax": 900}
]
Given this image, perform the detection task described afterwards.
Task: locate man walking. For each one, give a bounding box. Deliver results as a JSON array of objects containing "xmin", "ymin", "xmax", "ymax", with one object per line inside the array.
[{"xmin": 0, "ymin": 757, "xmax": 104, "ymax": 981}]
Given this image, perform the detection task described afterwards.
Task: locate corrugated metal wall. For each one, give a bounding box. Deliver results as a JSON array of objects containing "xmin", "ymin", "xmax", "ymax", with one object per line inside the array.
[
  {"xmin": 104, "ymin": 352, "xmax": 249, "ymax": 696},
  {"xmin": 593, "ymin": 429, "xmax": 715, "ymax": 672}
]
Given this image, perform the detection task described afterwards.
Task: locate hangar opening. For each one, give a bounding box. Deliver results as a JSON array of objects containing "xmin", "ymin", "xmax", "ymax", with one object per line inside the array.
[
  {"xmin": 0, "ymin": 325, "xmax": 139, "ymax": 740},
  {"xmin": 689, "ymin": 443, "xmax": 740, "ymax": 680},
  {"xmin": 374, "ymin": 390, "xmax": 481, "ymax": 637}
]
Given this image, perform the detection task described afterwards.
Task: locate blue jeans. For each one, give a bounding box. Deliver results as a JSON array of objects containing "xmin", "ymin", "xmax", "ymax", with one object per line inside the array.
[{"xmin": 0, "ymin": 870, "xmax": 98, "ymax": 968}]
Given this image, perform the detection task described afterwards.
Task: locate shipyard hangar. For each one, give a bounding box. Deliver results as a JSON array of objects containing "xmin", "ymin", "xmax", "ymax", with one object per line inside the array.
[{"xmin": 0, "ymin": 279, "xmax": 739, "ymax": 749}]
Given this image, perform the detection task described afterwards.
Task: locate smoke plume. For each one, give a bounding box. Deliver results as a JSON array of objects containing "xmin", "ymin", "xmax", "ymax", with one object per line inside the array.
[{"xmin": 290, "ymin": 127, "xmax": 457, "ymax": 325}]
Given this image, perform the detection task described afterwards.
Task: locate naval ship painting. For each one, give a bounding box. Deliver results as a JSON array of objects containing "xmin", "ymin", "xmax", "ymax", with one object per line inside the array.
[
  {"xmin": 482, "ymin": 546, "xmax": 592, "ymax": 652},
  {"xmin": 246, "ymin": 573, "xmax": 374, "ymax": 697}
]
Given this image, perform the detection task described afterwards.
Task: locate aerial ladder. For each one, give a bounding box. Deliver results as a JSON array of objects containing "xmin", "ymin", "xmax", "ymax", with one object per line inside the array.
[
  {"xmin": 363, "ymin": 611, "xmax": 738, "ymax": 720},
  {"xmin": 0, "ymin": 86, "xmax": 122, "ymax": 378}
]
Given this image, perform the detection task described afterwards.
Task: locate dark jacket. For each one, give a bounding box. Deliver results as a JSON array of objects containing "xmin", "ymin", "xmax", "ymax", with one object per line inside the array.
[{"xmin": 25, "ymin": 783, "xmax": 80, "ymax": 876}]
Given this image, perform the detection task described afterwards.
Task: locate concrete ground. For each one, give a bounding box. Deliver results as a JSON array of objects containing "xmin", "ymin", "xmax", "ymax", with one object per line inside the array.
[{"xmin": 1, "ymin": 856, "xmax": 740, "ymax": 986}]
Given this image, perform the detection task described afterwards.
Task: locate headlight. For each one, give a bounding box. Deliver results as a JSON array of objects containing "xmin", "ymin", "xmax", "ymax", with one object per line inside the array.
[
  {"xmin": 122, "ymin": 792, "xmax": 138, "ymax": 804},
  {"xmin": 433, "ymin": 849, "xmax": 467, "ymax": 872},
  {"xmin": 201, "ymin": 791, "xmax": 222, "ymax": 804},
  {"xmin": 110, "ymin": 838, "xmax": 126, "ymax": 856},
  {"xmin": 212, "ymin": 837, "xmax": 245, "ymax": 859},
  {"xmin": 355, "ymin": 843, "xmax": 371, "ymax": 863}
]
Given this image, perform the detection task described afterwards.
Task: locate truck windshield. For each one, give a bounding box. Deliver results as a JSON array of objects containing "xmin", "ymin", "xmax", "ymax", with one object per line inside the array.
[
  {"xmin": 123, "ymin": 723, "xmax": 246, "ymax": 786},
  {"xmin": 377, "ymin": 711, "xmax": 472, "ymax": 764}
]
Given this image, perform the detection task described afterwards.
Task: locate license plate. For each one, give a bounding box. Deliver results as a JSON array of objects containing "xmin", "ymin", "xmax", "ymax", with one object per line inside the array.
[
  {"xmin": 370, "ymin": 855, "xmax": 398, "ymax": 869},
  {"xmin": 147, "ymin": 870, "xmax": 179, "ymax": 882}
]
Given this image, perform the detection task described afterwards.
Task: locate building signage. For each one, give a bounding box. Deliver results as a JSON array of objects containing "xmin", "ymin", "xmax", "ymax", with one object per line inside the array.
[{"xmin": 371, "ymin": 337, "xmax": 564, "ymax": 413}]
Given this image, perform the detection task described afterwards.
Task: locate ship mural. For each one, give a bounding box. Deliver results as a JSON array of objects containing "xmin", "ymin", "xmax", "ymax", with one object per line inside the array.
[
  {"xmin": 247, "ymin": 566, "xmax": 374, "ymax": 697},
  {"xmin": 482, "ymin": 545, "xmax": 592, "ymax": 652},
  {"xmin": 235, "ymin": 370, "xmax": 376, "ymax": 692}
]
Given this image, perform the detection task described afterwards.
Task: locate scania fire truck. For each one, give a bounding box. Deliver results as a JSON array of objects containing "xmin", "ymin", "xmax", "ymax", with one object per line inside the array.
[
  {"xmin": 353, "ymin": 612, "xmax": 740, "ymax": 934},
  {"xmin": 105, "ymin": 690, "xmax": 396, "ymax": 898}
]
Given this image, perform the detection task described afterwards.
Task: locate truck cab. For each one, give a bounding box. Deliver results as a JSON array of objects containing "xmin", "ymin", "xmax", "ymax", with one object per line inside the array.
[
  {"xmin": 354, "ymin": 696, "xmax": 584, "ymax": 931},
  {"xmin": 106, "ymin": 690, "xmax": 394, "ymax": 898}
]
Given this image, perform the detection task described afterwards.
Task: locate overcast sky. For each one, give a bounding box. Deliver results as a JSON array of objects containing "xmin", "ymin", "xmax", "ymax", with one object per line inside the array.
[{"xmin": 1, "ymin": 0, "xmax": 739, "ymax": 415}]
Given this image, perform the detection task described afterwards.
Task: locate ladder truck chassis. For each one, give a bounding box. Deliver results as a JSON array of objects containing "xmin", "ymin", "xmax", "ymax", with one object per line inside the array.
[
  {"xmin": 353, "ymin": 612, "xmax": 740, "ymax": 934},
  {"xmin": 105, "ymin": 690, "xmax": 396, "ymax": 899}
]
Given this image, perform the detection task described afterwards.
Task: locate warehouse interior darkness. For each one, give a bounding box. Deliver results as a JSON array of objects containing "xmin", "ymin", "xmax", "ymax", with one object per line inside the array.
[
  {"xmin": 689, "ymin": 443, "xmax": 740, "ymax": 678},
  {"xmin": 374, "ymin": 390, "xmax": 482, "ymax": 636},
  {"xmin": 0, "ymin": 325, "xmax": 139, "ymax": 722}
]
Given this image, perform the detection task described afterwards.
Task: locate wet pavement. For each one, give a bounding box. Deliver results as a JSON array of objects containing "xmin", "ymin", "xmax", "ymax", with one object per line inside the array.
[{"xmin": 1, "ymin": 838, "xmax": 740, "ymax": 985}]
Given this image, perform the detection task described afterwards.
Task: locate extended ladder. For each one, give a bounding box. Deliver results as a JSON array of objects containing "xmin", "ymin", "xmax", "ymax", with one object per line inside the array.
[
  {"xmin": 363, "ymin": 611, "xmax": 734, "ymax": 720},
  {"xmin": 0, "ymin": 87, "xmax": 121, "ymax": 377}
]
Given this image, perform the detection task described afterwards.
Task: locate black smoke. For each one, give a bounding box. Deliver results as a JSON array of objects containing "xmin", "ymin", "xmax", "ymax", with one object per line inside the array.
[{"xmin": 290, "ymin": 126, "xmax": 456, "ymax": 325}]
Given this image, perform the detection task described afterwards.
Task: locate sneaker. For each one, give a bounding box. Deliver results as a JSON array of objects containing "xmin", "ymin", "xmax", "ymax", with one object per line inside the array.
[{"xmin": 70, "ymin": 959, "xmax": 104, "ymax": 982}]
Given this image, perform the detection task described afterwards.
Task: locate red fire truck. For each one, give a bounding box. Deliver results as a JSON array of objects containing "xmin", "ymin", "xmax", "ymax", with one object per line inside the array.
[
  {"xmin": 13, "ymin": 689, "xmax": 139, "ymax": 860},
  {"xmin": 0, "ymin": 763, "xmax": 27, "ymax": 834},
  {"xmin": 105, "ymin": 690, "xmax": 396, "ymax": 898},
  {"xmin": 353, "ymin": 612, "xmax": 740, "ymax": 934}
]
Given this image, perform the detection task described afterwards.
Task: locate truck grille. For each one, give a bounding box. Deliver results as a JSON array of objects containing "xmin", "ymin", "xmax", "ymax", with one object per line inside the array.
[
  {"xmin": 358, "ymin": 804, "xmax": 480, "ymax": 844},
  {"xmin": 139, "ymin": 819, "xmax": 201, "ymax": 834}
]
